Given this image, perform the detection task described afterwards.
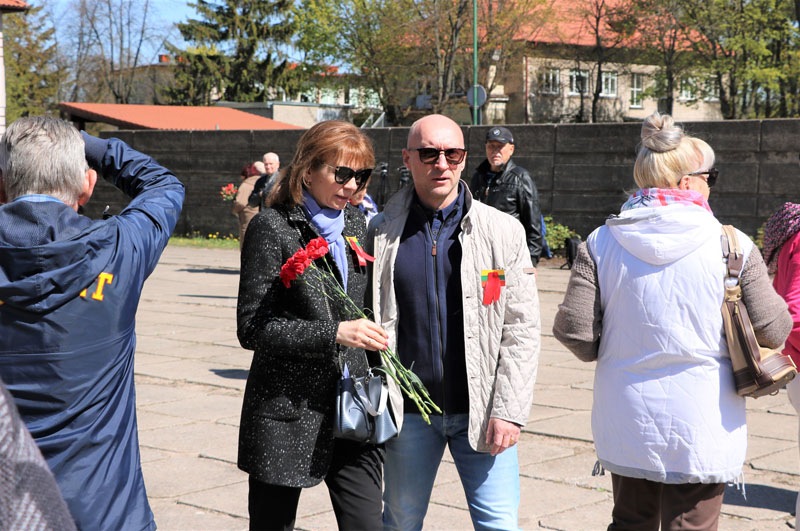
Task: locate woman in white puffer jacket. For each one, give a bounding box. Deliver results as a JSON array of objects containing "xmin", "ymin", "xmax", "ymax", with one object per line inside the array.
[{"xmin": 553, "ymin": 112, "xmax": 792, "ymax": 530}]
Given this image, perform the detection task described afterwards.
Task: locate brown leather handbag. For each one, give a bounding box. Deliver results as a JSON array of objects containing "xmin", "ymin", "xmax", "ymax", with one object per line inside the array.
[{"xmin": 721, "ymin": 225, "xmax": 797, "ymax": 397}]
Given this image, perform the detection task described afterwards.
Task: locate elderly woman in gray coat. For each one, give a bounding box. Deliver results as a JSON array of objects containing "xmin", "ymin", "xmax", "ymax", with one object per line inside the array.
[{"xmin": 236, "ymin": 120, "xmax": 389, "ymax": 530}]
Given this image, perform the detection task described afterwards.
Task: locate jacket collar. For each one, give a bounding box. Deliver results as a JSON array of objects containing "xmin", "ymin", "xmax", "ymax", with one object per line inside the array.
[
  {"xmin": 476, "ymin": 157, "xmax": 517, "ymax": 178},
  {"xmin": 382, "ymin": 181, "xmax": 474, "ymax": 229}
]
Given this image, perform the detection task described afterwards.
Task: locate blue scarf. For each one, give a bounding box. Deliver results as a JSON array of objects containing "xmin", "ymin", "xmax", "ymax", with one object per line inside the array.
[{"xmin": 302, "ymin": 190, "xmax": 348, "ymax": 290}]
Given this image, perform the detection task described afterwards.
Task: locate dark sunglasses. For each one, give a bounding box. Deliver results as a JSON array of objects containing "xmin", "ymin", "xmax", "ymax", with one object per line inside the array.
[
  {"xmin": 323, "ymin": 163, "xmax": 372, "ymax": 189},
  {"xmin": 412, "ymin": 147, "xmax": 467, "ymax": 165},
  {"xmin": 687, "ymin": 167, "xmax": 719, "ymax": 187}
]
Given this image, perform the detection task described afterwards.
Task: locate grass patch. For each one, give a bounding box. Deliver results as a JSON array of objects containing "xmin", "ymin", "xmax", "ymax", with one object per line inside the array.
[{"xmin": 169, "ymin": 232, "xmax": 240, "ymax": 249}]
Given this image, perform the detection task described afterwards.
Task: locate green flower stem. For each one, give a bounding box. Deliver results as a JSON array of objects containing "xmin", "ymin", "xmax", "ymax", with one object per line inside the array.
[{"xmin": 297, "ymin": 261, "xmax": 442, "ymax": 424}]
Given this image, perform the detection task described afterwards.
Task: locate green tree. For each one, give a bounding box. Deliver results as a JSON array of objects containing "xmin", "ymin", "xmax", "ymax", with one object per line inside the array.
[
  {"xmin": 294, "ymin": 0, "xmax": 421, "ymax": 125},
  {"xmin": 167, "ymin": 0, "xmax": 296, "ymax": 104},
  {"xmin": 162, "ymin": 45, "xmax": 225, "ymax": 106},
  {"xmin": 5, "ymin": 4, "xmax": 58, "ymax": 121},
  {"xmin": 677, "ymin": 0, "xmax": 785, "ymax": 119},
  {"xmin": 636, "ymin": 0, "xmax": 697, "ymax": 116},
  {"xmin": 578, "ymin": 0, "xmax": 639, "ymax": 123},
  {"xmin": 469, "ymin": 0, "xmax": 552, "ymax": 106}
]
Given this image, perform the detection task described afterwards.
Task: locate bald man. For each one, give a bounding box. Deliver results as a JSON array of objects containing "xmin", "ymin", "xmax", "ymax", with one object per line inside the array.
[{"xmin": 367, "ymin": 114, "xmax": 540, "ymax": 530}]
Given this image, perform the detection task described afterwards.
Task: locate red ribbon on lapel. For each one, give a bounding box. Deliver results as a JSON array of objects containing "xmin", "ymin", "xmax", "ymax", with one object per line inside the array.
[
  {"xmin": 482, "ymin": 271, "xmax": 502, "ymax": 305},
  {"xmin": 345, "ymin": 236, "xmax": 375, "ymax": 267}
]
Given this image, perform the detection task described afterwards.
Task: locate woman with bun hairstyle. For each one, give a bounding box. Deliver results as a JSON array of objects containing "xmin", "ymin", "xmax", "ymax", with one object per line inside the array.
[
  {"xmin": 554, "ymin": 112, "xmax": 791, "ymax": 529},
  {"xmin": 237, "ymin": 120, "xmax": 388, "ymax": 530}
]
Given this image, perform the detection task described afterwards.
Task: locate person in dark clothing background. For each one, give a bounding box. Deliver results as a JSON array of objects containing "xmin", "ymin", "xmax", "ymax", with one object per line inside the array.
[
  {"xmin": 0, "ymin": 116, "xmax": 185, "ymax": 530},
  {"xmin": 471, "ymin": 126, "xmax": 544, "ymax": 266}
]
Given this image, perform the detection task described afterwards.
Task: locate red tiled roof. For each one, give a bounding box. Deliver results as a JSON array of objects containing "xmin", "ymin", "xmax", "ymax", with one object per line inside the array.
[
  {"xmin": 517, "ymin": 0, "xmax": 643, "ymax": 48},
  {"xmin": 58, "ymin": 102, "xmax": 303, "ymax": 131},
  {"xmin": 0, "ymin": 0, "xmax": 30, "ymax": 12}
]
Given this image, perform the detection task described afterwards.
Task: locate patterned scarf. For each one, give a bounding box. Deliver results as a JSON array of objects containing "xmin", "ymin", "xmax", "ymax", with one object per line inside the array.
[
  {"xmin": 621, "ymin": 188, "xmax": 713, "ymax": 213},
  {"xmin": 763, "ymin": 202, "xmax": 800, "ymax": 274}
]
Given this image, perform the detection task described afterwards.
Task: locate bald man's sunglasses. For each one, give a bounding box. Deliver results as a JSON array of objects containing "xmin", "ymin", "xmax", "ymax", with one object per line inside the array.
[{"xmin": 412, "ymin": 148, "xmax": 467, "ymax": 165}]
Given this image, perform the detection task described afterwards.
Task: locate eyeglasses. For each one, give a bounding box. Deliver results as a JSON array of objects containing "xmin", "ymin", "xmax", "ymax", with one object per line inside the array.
[
  {"xmin": 687, "ymin": 167, "xmax": 719, "ymax": 187},
  {"xmin": 323, "ymin": 163, "xmax": 372, "ymax": 189},
  {"xmin": 411, "ymin": 147, "xmax": 467, "ymax": 165}
]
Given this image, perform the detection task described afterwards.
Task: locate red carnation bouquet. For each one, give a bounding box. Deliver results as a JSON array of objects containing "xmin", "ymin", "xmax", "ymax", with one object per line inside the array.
[
  {"xmin": 280, "ymin": 237, "xmax": 441, "ymax": 423},
  {"xmin": 220, "ymin": 183, "xmax": 238, "ymax": 201}
]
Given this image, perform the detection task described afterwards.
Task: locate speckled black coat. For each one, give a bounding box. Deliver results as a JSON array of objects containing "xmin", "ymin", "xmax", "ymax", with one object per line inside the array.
[{"xmin": 236, "ymin": 203, "xmax": 371, "ymax": 488}]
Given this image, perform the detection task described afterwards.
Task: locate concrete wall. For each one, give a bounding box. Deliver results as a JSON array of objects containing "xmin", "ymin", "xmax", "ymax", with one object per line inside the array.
[{"xmin": 92, "ymin": 119, "xmax": 800, "ymax": 241}]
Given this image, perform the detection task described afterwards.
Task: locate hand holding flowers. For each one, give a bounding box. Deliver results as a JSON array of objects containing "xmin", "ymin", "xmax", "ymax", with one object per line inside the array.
[{"xmin": 280, "ymin": 236, "xmax": 442, "ymax": 423}]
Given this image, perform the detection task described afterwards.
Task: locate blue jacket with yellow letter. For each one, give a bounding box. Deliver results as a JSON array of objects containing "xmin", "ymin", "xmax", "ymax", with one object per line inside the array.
[{"xmin": 0, "ymin": 133, "xmax": 184, "ymax": 530}]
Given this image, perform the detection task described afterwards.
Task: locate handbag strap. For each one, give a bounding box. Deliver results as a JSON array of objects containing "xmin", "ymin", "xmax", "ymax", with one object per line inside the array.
[
  {"xmin": 354, "ymin": 374, "xmax": 389, "ymax": 416},
  {"xmin": 721, "ymin": 225, "xmax": 744, "ymax": 281},
  {"xmin": 720, "ymin": 225, "xmax": 764, "ymax": 372}
]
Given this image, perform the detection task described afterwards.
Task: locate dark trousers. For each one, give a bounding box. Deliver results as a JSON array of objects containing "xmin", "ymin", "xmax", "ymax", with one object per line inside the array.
[
  {"xmin": 248, "ymin": 439, "xmax": 384, "ymax": 531},
  {"xmin": 609, "ymin": 474, "xmax": 726, "ymax": 531}
]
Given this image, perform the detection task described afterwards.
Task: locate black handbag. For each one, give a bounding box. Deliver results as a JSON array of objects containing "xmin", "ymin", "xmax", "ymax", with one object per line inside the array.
[{"xmin": 334, "ymin": 358, "xmax": 398, "ymax": 444}]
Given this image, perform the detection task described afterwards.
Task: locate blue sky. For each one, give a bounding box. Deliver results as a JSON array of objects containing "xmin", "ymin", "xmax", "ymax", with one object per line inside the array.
[{"xmin": 48, "ymin": 0, "xmax": 197, "ymax": 59}]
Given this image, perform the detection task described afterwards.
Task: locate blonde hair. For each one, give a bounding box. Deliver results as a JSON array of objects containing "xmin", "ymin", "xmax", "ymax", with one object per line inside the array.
[
  {"xmin": 633, "ymin": 112, "xmax": 714, "ymax": 189},
  {"xmin": 269, "ymin": 120, "xmax": 374, "ymax": 207}
]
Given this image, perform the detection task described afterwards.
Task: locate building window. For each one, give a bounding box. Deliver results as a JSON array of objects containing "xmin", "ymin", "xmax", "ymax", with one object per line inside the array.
[
  {"xmin": 538, "ymin": 68, "xmax": 560, "ymax": 95},
  {"xmin": 348, "ymin": 88, "xmax": 359, "ymax": 107},
  {"xmin": 320, "ymin": 88, "xmax": 338, "ymax": 105},
  {"xmin": 569, "ymin": 69, "xmax": 589, "ymax": 95},
  {"xmin": 630, "ymin": 73, "xmax": 644, "ymax": 108},
  {"xmin": 601, "ymin": 72, "xmax": 617, "ymax": 97},
  {"xmin": 680, "ymin": 78, "xmax": 695, "ymax": 100},
  {"xmin": 704, "ymin": 77, "xmax": 720, "ymax": 101},
  {"xmin": 364, "ymin": 89, "xmax": 381, "ymax": 108}
]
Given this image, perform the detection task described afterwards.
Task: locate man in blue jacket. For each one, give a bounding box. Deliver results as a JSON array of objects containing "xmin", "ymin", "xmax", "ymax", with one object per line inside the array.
[{"xmin": 0, "ymin": 116, "xmax": 185, "ymax": 530}]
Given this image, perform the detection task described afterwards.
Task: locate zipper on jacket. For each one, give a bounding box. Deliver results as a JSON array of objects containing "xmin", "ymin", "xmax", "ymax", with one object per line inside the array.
[{"xmin": 426, "ymin": 220, "xmax": 447, "ymax": 414}]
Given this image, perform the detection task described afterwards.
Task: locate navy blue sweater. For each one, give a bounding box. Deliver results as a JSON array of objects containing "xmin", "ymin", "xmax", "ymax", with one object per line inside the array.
[{"xmin": 394, "ymin": 184, "xmax": 469, "ymax": 414}]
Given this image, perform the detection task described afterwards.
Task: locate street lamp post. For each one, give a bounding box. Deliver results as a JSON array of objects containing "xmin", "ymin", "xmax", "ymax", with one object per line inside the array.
[{"xmin": 472, "ymin": 0, "xmax": 478, "ymax": 125}]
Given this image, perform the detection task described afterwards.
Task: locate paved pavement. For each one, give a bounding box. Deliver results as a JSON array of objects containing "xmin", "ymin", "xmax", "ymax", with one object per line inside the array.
[{"xmin": 136, "ymin": 245, "xmax": 799, "ymax": 530}]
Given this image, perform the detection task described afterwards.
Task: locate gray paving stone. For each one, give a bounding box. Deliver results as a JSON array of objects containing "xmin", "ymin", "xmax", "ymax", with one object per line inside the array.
[
  {"xmin": 529, "ymin": 404, "xmax": 575, "ymax": 424},
  {"xmin": 135, "ymin": 380, "xmax": 203, "ymax": 405},
  {"xmin": 178, "ymin": 481, "xmax": 249, "ymax": 519},
  {"xmin": 526, "ymin": 411, "xmax": 594, "ymax": 442},
  {"xmin": 536, "ymin": 365, "xmax": 595, "ymax": 388},
  {"xmin": 150, "ymin": 498, "xmax": 247, "ymax": 531},
  {"xmin": 142, "ymin": 455, "xmax": 245, "ymax": 498},
  {"xmin": 517, "ymin": 434, "xmax": 581, "ymax": 467},
  {"xmin": 748, "ymin": 410, "xmax": 797, "ymax": 441},
  {"xmin": 751, "ymin": 446, "xmax": 800, "ymax": 476},
  {"xmin": 138, "ymin": 409, "xmax": 198, "ymax": 432},
  {"xmin": 533, "ymin": 387, "xmax": 594, "ymax": 411},
  {"xmin": 747, "ymin": 434, "xmax": 797, "ymax": 461},
  {"xmin": 136, "ymin": 359, "xmax": 247, "ymax": 391},
  {"xmin": 520, "ymin": 449, "xmax": 610, "ymax": 491},
  {"xmin": 140, "ymin": 391, "xmax": 242, "ymax": 423},
  {"xmin": 139, "ymin": 421, "xmax": 239, "ymax": 458}
]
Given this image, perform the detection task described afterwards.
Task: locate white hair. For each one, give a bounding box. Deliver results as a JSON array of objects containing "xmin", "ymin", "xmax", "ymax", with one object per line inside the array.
[{"xmin": 0, "ymin": 116, "xmax": 86, "ymax": 203}]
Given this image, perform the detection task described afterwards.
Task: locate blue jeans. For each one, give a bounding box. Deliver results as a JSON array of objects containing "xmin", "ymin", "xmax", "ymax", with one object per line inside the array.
[{"xmin": 382, "ymin": 413, "xmax": 520, "ymax": 531}]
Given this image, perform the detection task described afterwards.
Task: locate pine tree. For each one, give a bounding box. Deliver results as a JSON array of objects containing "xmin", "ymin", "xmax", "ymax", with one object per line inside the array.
[
  {"xmin": 165, "ymin": 0, "xmax": 296, "ymax": 104},
  {"xmin": 5, "ymin": 4, "xmax": 58, "ymax": 122}
]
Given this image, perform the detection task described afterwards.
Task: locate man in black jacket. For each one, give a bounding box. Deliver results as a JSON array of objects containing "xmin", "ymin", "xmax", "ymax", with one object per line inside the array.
[{"xmin": 471, "ymin": 126, "xmax": 543, "ymax": 265}]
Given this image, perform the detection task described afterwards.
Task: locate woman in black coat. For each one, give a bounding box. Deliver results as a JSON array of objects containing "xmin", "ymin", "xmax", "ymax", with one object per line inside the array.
[{"xmin": 237, "ymin": 121, "xmax": 389, "ymax": 530}]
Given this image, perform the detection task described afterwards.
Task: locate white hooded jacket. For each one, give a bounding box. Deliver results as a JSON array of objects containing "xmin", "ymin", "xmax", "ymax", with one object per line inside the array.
[{"xmin": 587, "ymin": 203, "xmax": 750, "ymax": 483}]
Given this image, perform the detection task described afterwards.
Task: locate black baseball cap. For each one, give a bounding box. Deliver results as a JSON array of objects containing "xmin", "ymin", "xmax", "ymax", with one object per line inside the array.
[{"xmin": 486, "ymin": 126, "xmax": 514, "ymax": 144}]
